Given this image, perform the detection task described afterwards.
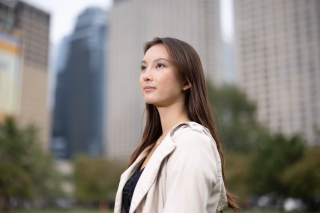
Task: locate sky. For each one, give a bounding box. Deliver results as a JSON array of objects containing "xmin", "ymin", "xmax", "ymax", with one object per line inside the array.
[
  {"xmin": 23, "ymin": 0, "xmax": 113, "ymax": 45},
  {"xmin": 220, "ymin": 0, "xmax": 234, "ymax": 43}
]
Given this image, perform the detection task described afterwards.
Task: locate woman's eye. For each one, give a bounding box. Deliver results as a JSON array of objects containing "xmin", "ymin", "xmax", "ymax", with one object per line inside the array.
[
  {"xmin": 141, "ymin": 66, "xmax": 146, "ymax": 71},
  {"xmin": 156, "ymin": 63, "xmax": 164, "ymax": 68}
]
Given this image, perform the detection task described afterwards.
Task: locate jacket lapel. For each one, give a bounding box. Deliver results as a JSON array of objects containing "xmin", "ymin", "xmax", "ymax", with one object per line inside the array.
[
  {"xmin": 129, "ymin": 122, "xmax": 191, "ymax": 213},
  {"xmin": 114, "ymin": 143, "xmax": 153, "ymax": 213},
  {"xmin": 129, "ymin": 133, "xmax": 176, "ymax": 213},
  {"xmin": 114, "ymin": 121, "xmax": 192, "ymax": 213}
]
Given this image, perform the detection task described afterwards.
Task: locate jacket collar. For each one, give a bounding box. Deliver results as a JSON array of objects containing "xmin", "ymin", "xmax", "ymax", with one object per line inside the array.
[{"xmin": 114, "ymin": 121, "xmax": 195, "ymax": 213}]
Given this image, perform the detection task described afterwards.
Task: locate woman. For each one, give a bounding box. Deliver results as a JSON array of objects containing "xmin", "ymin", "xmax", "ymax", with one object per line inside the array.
[{"xmin": 114, "ymin": 37, "xmax": 241, "ymax": 213}]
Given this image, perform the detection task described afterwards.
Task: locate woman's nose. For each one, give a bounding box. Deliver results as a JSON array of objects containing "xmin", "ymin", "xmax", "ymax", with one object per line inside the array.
[{"xmin": 143, "ymin": 68, "xmax": 153, "ymax": 81}]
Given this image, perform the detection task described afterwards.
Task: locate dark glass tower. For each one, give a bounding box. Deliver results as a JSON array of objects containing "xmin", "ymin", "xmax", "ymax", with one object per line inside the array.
[{"xmin": 51, "ymin": 7, "xmax": 107, "ymax": 159}]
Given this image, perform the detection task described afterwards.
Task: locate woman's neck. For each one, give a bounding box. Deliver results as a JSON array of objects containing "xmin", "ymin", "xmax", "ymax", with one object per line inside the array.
[{"xmin": 156, "ymin": 101, "xmax": 191, "ymax": 138}]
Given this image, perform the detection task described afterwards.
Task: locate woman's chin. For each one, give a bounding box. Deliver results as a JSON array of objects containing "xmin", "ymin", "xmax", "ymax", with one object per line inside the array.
[
  {"xmin": 144, "ymin": 98, "xmax": 163, "ymax": 105},
  {"xmin": 145, "ymin": 99, "xmax": 157, "ymax": 105}
]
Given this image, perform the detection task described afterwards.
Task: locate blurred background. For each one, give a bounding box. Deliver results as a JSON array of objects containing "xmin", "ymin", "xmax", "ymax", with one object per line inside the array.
[{"xmin": 0, "ymin": 0, "xmax": 319, "ymax": 212}]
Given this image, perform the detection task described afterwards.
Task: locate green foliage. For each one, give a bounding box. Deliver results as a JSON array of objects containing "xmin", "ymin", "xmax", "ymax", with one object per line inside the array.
[
  {"xmin": 281, "ymin": 147, "xmax": 320, "ymax": 198},
  {"xmin": 205, "ymin": 80, "xmax": 317, "ymax": 203},
  {"xmin": 0, "ymin": 116, "xmax": 63, "ymax": 205},
  {"xmin": 206, "ymin": 80, "xmax": 270, "ymax": 153},
  {"xmin": 248, "ymin": 133, "xmax": 306, "ymax": 197},
  {"xmin": 0, "ymin": 161, "xmax": 34, "ymax": 199},
  {"xmin": 73, "ymin": 154, "xmax": 126, "ymax": 203},
  {"xmin": 225, "ymin": 151, "xmax": 255, "ymax": 203}
]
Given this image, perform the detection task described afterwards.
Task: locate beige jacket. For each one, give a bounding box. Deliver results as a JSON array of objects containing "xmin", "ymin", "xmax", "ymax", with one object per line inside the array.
[{"xmin": 114, "ymin": 121, "xmax": 229, "ymax": 213}]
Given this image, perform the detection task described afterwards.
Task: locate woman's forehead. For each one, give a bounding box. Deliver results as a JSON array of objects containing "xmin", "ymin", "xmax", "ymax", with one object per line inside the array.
[{"xmin": 143, "ymin": 44, "xmax": 169, "ymax": 60}]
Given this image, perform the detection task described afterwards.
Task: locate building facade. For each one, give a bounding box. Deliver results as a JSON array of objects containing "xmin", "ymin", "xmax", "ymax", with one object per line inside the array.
[
  {"xmin": 0, "ymin": 0, "xmax": 51, "ymax": 149},
  {"xmin": 234, "ymin": 0, "xmax": 320, "ymax": 145},
  {"xmin": 51, "ymin": 8, "xmax": 107, "ymax": 159},
  {"xmin": 106, "ymin": 0, "xmax": 223, "ymax": 161}
]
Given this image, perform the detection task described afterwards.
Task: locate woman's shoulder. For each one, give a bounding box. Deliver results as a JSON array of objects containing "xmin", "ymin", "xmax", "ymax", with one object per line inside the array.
[
  {"xmin": 171, "ymin": 121, "xmax": 216, "ymax": 149},
  {"xmin": 166, "ymin": 121, "xmax": 221, "ymax": 175},
  {"xmin": 171, "ymin": 121, "xmax": 212, "ymax": 139}
]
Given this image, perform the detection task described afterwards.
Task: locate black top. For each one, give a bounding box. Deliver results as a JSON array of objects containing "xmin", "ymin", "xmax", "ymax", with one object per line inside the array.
[{"xmin": 122, "ymin": 159, "xmax": 145, "ymax": 213}]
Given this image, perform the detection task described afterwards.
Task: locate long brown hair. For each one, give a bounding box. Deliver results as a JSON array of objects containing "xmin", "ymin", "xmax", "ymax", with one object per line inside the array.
[{"xmin": 127, "ymin": 37, "xmax": 241, "ymax": 212}]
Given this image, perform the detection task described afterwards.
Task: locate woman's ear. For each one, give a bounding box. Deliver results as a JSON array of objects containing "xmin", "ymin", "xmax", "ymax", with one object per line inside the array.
[{"xmin": 182, "ymin": 80, "xmax": 191, "ymax": 91}]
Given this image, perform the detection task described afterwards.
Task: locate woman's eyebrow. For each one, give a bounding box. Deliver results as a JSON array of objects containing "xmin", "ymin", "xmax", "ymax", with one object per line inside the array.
[{"xmin": 141, "ymin": 58, "xmax": 171, "ymax": 64}]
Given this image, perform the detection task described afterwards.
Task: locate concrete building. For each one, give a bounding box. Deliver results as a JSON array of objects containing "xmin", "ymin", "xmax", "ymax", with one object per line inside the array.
[
  {"xmin": 0, "ymin": 0, "xmax": 51, "ymax": 149},
  {"xmin": 51, "ymin": 8, "xmax": 107, "ymax": 159},
  {"xmin": 106, "ymin": 0, "xmax": 223, "ymax": 160},
  {"xmin": 234, "ymin": 0, "xmax": 320, "ymax": 145}
]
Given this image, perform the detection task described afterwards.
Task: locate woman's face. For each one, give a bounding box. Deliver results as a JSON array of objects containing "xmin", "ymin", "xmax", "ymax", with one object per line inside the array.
[{"xmin": 139, "ymin": 44, "xmax": 189, "ymax": 107}]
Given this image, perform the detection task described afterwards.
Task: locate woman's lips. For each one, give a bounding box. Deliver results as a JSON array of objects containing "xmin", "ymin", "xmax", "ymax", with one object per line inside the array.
[{"xmin": 145, "ymin": 88, "xmax": 156, "ymax": 92}]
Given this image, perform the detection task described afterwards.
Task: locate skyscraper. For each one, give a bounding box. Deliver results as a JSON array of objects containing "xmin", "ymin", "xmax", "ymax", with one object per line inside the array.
[
  {"xmin": 106, "ymin": 0, "xmax": 223, "ymax": 160},
  {"xmin": 51, "ymin": 7, "xmax": 107, "ymax": 159},
  {"xmin": 0, "ymin": 0, "xmax": 51, "ymax": 149},
  {"xmin": 234, "ymin": 0, "xmax": 320, "ymax": 145}
]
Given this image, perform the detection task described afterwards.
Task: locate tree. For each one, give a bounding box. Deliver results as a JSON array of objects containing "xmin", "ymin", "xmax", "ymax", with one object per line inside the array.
[
  {"xmin": 248, "ymin": 133, "xmax": 305, "ymax": 197},
  {"xmin": 73, "ymin": 154, "xmax": 126, "ymax": 205},
  {"xmin": 206, "ymin": 80, "xmax": 270, "ymax": 153},
  {"xmin": 224, "ymin": 151, "xmax": 255, "ymax": 204},
  {"xmin": 281, "ymin": 147, "xmax": 320, "ymax": 198},
  {"xmin": 0, "ymin": 116, "xmax": 63, "ymax": 211}
]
